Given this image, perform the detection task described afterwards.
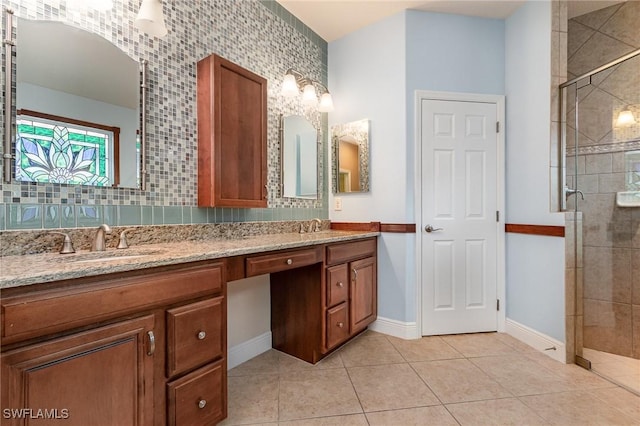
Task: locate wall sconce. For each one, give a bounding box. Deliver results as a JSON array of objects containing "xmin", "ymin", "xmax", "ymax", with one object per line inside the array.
[
  {"xmin": 616, "ymin": 106, "xmax": 636, "ymax": 127},
  {"xmin": 135, "ymin": 0, "xmax": 168, "ymax": 38},
  {"xmin": 281, "ymin": 68, "xmax": 334, "ymax": 112}
]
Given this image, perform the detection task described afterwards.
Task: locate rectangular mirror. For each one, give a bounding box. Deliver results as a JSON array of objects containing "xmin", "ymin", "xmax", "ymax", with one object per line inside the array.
[
  {"xmin": 281, "ymin": 115, "xmax": 318, "ymax": 199},
  {"xmin": 332, "ymin": 119, "xmax": 370, "ymax": 193},
  {"xmin": 13, "ymin": 16, "xmax": 142, "ymax": 188}
]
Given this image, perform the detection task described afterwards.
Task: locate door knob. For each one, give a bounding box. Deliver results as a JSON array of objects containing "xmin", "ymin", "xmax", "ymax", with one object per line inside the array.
[{"xmin": 424, "ymin": 225, "xmax": 443, "ymax": 233}]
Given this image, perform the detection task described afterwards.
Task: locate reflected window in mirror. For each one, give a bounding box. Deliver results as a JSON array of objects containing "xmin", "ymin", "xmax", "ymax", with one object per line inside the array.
[
  {"xmin": 332, "ymin": 119, "xmax": 370, "ymax": 193},
  {"xmin": 14, "ymin": 17, "xmax": 141, "ymax": 188},
  {"xmin": 281, "ymin": 115, "xmax": 318, "ymax": 199},
  {"xmin": 16, "ymin": 111, "xmax": 119, "ymax": 186}
]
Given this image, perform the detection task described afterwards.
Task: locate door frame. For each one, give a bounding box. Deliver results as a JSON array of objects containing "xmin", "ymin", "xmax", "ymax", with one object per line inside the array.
[{"xmin": 414, "ymin": 90, "xmax": 506, "ymax": 336}]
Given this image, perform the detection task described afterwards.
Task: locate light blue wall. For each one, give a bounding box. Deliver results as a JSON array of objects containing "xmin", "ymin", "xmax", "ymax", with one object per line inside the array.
[
  {"xmin": 329, "ymin": 10, "xmax": 505, "ymax": 324},
  {"xmin": 405, "ymin": 11, "xmax": 505, "ymax": 219},
  {"xmin": 505, "ymin": 1, "xmax": 565, "ymax": 342},
  {"xmin": 329, "ymin": 12, "xmax": 411, "ymax": 321}
]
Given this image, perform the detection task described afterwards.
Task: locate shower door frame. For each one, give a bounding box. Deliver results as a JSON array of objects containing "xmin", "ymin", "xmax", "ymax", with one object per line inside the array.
[{"xmin": 559, "ymin": 47, "xmax": 640, "ymax": 367}]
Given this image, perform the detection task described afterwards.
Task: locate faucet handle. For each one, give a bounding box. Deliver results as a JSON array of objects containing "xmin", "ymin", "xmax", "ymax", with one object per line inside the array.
[
  {"xmin": 49, "ymin": 232, "xmax": 76, "ymax": 254},
  {"xmin": 117, "ymin": 229, "xmax": 134, "ymax": 249},
  {"xmin": 299, "ymin": 223, "xmax": 306, "ymax": 234}
]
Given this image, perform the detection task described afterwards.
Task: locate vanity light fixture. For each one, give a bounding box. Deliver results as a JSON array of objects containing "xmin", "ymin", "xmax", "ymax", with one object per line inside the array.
[
  {"xmin": 134, "ymin": 0, "xmax": 168, "ymax": 38},
  {"xmin": 616, "ymin": 106, "xmax": 636, "ymax": 127},
  {"xmin": 281, "ymin": 68, "xmax": 334, "ymax": 112}
]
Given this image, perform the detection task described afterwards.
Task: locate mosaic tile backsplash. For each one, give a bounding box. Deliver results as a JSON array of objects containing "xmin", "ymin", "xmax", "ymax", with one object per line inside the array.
[{"xmin": 0, "ymin": 0, "xmax": 329, "ymax": 231}]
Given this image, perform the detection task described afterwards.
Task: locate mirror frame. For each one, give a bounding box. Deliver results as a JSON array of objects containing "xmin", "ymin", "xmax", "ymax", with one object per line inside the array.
[
  {"xmin": 279, "ymin": 114, "xmax": 319, "ymax": 200},
  {"xmin": 332, "ymin": 118, "xmax": 370, "ymax": 194},
  {"xmin": 3, "ymin": 9, "xmax": 148, "ymax": 190}
]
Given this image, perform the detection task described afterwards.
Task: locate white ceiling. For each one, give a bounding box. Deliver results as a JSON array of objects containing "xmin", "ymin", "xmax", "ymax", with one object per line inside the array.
[{"xmin": 277, "ymin": 0, "xmax": 626, "ymax": 42}]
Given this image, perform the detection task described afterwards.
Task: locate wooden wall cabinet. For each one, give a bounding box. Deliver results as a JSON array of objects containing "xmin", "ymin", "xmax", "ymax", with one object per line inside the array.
[{"xmin": 197, "ymin": 54, "xmax": 268, "ymax": 208}]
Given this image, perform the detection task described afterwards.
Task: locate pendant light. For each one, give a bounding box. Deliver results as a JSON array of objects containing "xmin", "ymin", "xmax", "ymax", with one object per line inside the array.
[{"xmin": 135, "ymin": 0, "xmax": 168, "ymax": 38}]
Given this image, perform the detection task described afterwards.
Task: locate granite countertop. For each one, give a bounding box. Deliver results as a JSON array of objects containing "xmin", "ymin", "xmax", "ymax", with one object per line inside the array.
[{"xmin": 0, "ymin": 230, "xmax": 379, "ymax": 289}]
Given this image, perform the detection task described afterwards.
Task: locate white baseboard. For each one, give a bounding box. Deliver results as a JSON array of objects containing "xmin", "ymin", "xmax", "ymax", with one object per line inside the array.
[
  {"xmin": 369, "ymin": 316, "xmax": 420, "ymax": 340},
  {"xmin": 227, "ymin": 331, "xmax": 272, "ymax": 370},
  {"xmin": 506, "ymin": 318, "xmax": 567, "ymax": 363}
]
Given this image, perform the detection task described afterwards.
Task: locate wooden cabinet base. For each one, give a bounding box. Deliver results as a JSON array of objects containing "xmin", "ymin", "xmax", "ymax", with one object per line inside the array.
[{"xmin": 1, "ymin": 315, "xmax": 155, "ymax": 426}]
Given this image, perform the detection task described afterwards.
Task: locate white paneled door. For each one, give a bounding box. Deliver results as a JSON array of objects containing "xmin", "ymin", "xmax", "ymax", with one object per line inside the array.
[{"xmin": 421, "ymin": 98, "xmax": 499, "ymax": 335}]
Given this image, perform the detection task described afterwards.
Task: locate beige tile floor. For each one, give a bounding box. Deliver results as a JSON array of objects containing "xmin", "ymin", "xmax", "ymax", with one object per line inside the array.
[
  {"xmin": 220, "ymin": 331, "xmax": 640, "ymax": 425},
  {"xmin": 583, "ymin": 347, "xmax": 640, "ymax": 394}
]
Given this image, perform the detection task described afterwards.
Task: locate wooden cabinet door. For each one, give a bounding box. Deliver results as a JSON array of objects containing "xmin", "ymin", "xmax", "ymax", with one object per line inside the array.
[
  {"xmin": 1, "ymin": 315, "xmax": 155, "ymax": 426},
  {"xmin": 197, "ymin": 54, "xmax": 267, "ymax": 208},
  {"xmin": 349, "ymin": 257, "xmax": 377, "ymax": 333}
]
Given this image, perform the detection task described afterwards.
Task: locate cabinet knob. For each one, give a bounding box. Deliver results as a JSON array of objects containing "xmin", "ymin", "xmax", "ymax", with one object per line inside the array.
[
  {"xmin": 352, "ymin": 268, "xmax": 358, "ymax": 280},
  {"xmin": 197, "ymin": 331, "xmax": 206, "ymax": 340},
  {"xmin": 337, "ymin": 281, "xmax": 344, "ymax": 288},
  {"xmin": 337, "ymin": 322, "xmax": 344, "ymax": 328},
  {"xmin": 198, "ymin": 399, "xmax": 207, "ymax": 409},
  {"xmin": 286, "ymin": 259, "xmax": 293, "ymax": 265}
]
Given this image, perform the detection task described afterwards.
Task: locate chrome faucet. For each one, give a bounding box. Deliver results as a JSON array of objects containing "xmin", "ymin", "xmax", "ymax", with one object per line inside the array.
[
  {"xmin": 91, "ymin": 224, "xmax": 112, "ymax": 251},
  {"xmin": 308, "ymin": 218, "xmax": 322, "ymax": 233}
]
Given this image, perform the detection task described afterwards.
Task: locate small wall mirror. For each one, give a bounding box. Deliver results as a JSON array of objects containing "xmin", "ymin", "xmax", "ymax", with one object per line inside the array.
[
  {"xmin": 332, "ymin": 119, "xmax": 370, "ymax": 193},
  {"xmin": 281, "ymin": 115, "xmax": 318, "ymax": 199},
  {"xmin": 12, "ymin": 16, "xmax": 143, "ymax": 188}
]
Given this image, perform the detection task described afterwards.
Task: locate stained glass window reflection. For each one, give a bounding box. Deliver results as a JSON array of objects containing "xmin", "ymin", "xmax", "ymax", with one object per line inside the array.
[{"xmin": 15, "ymin": 115, "xmax": 113, "ymax": 186}]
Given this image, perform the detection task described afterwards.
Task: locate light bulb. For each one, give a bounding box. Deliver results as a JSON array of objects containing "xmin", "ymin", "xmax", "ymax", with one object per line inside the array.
[
  {"xmin": 318, "ymin": 92, "xmax": 334, "ymax": 112},
  {"xmin": 281, "ymin": 74, "xmax": 299, "ymax": 97},
  {"xmin": 616, "ymin": 108, "xmax": 636, "ymax": 127},
  {"xmin": 302, "ymin": 83, "xmax": 317, "ymax": 106},
  {"xmin": 135, "ymin": 0, "xmax": 168, "ymax": 38}
]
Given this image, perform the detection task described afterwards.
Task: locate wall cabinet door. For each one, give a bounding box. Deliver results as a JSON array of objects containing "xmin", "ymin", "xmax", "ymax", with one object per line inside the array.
[
  {"xmin": 1, "ymin": 315, "xmax": 155, "ymax": 426},
  {"xmin": 197, "ymin": 54, "xmax": 267, "ymax": 208},
  {"xmin": 349, "ymin": 256, "xmax": 377, "ymax": 333}
]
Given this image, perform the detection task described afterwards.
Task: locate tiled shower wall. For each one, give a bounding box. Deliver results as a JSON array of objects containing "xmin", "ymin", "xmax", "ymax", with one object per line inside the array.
[
  {"xmin": 0, "ymin": 0, "xmax": 329, "ymax": 230},
  {"xmin": 567, "ymin": 1, "xmax": 640, "ymax": 359}
]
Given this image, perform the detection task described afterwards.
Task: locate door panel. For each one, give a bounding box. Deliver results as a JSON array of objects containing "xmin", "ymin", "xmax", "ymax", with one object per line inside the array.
[{"xmin": 422, "ymin": 99, "xmax": 498, "ymax": 335}]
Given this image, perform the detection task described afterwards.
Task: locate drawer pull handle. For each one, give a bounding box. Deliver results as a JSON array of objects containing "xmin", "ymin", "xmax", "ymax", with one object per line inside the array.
[
  {"xmin": 337, "ymin": 282, "xmax": 344, "ymax": 288},
  {"xmin": 147, "ymin": 331, "xmax": 155, "ymax": 356},
  {"xmin": 352, "ymin": 268, "xmax": 358, "ymax": 280},
  {"xmin": 197, "ymin": 331, "xmax": 206, "ymax": 340},
  {"xmin": 286, "ymin": 259, "xmax": 293, "ymax": 265},
  {"xmin": 337, "ymin": 322, "xmax": 344, "ymax": 328},
  {"xmin": 198, "ymin": 399, "xmax": 207, "ymax": 409}
]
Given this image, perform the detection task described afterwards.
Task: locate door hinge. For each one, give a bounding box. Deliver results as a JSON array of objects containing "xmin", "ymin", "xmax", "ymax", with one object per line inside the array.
[
  {"xmin": 496, "ymin": 299, "xmax": 500, "ymax": 311},
  {"xmin": 496, "ymin": 121, "xmax": 500, "ymax": 133},
  {"xmin": 496, "ymin": 211, "xmax": 500, "ymax": 222}
]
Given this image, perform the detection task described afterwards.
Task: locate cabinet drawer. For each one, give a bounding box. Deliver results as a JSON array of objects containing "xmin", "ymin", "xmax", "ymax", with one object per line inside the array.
[
  {"xmin": 167, "ymin": 297, "xmax": 225, "ymax": 377},
  {"xmin": 167, "ymin": 360, "xmax": 226, "ymax": 426},
  {"xmin": 326, "ymin": 302, "xmax": 349, "ymax": 350},
  {"xmin": 326, "ymin": 238, "xmax": 376, "ymax": 265},
  {"xmin": 326, "ymin": 264, "xmax": 348, "ymax": 307},
  {"xmin": 246, "ymin": 247, "xmax": 322, "ymax": 277},
  {"xmin": 2, "ymin": 262, "xmax": 224, "ymax": 345}
]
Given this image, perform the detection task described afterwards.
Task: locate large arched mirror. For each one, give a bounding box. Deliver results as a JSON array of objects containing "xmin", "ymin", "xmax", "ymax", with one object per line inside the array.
[{"xmin": 4, "ymin": 12, "xmax": 146, "ymax": 189}]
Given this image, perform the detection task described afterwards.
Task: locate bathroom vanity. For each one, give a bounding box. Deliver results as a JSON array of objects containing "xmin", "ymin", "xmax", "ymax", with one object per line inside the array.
[{"xmin": 0, "ymin": 231, "xmax": 377, "ymax": 425}]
